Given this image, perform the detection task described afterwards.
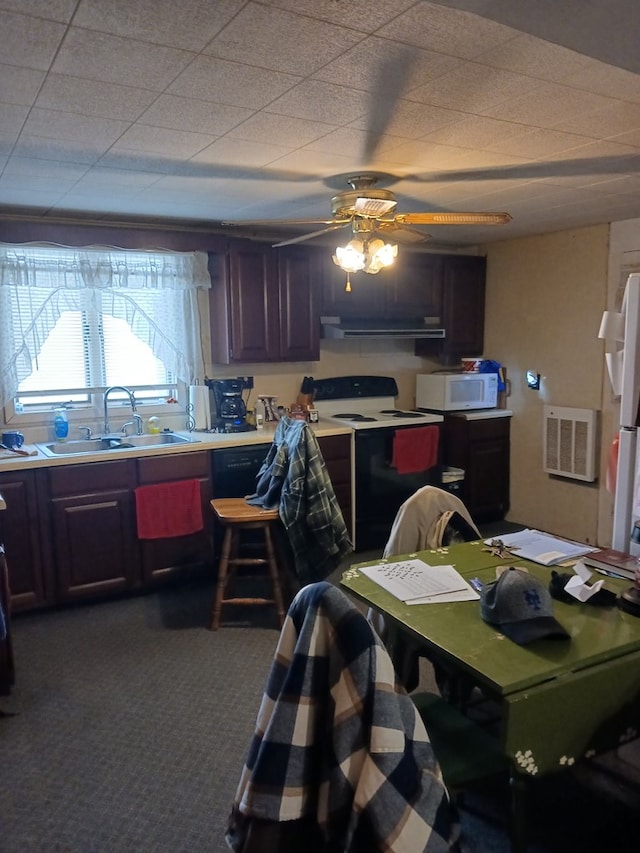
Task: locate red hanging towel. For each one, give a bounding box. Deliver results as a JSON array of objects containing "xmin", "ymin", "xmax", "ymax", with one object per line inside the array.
[
  {"xmin": 135, "ymin": 479, "xmax": 204, "ymax": 539},
  {"xmin": 392, "ymin": 426, "xmax": 439, "ymax": 475}
]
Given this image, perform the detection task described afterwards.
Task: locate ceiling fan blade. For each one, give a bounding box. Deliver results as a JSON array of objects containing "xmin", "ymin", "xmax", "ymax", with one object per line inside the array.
[
  {"xmin": 272, "ymin": 222, "xmax": 352, "ymax": 248},
  {"xmin": 375, "ymin": 221, "xmax": 430, "ymax": 243},
  {"xmin": 397, "ymin": 212, "xmax": 511, "ymax": 226},
  {"xmin": 222, "ymin": 218, "xmax": 349, "ymax": 227}
]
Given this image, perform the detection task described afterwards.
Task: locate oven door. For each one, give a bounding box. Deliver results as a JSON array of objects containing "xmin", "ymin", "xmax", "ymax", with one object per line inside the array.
[{"xmin": 354, "ymin": 426, "xmax": 442, "ymax": 551}]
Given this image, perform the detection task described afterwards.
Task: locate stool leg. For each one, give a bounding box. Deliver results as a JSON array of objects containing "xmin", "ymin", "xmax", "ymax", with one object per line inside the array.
[
  {"xmin": 211, "ymin": 526, "xmax": 233, "ymax": 631},
  {"xmin": 264, "ymin": 524, "xmax": 285, "ymax": 628}
]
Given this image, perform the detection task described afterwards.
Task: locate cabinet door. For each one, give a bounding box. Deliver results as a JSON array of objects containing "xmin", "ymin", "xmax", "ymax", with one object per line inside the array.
[
  {"xmin": 386, "ymin": 252, "xmax": 443, "ymax": 319},
  {"xmin": 321, "ymin": 254, "xmax": 388, "ymax": 318},
  {"xmin": 0, "ymin": 471, "xmax": 49, "ymax": 611},
  {"xmin": 415, "ymin": 255, "xmax": 486, "ymax": 364},
  {"xmin": 136, "ymin": 451, "xmax": 213, "ymax": 584},
  {"xmin": 278, "ymin": 246, "xmax": 320, "ymax": 361},
  {"xmin": 440, "ymin": 256, "xmax": 486, "ymax": 361},
  {"xmin": 51, "ymin": 488, "xmax": 139, "ymax": 600},
  {"xmin": 317, "ymin": 433, "xmax": 352, "ymax": 537}
]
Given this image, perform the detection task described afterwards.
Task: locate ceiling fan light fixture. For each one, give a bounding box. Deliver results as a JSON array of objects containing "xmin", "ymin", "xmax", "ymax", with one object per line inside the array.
[
  {"xmin": 333, "ymin": 239, "xmax": 365, "ymax": 273},
  {"xmin": 333, "ymin": 236, "xmax": 397, "ymax": 275}
]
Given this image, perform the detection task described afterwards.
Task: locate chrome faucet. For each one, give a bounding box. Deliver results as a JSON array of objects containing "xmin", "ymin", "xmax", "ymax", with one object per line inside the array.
[{"xmin": 103, "ymin": 386, "xmax": 143, "ymax": 435}]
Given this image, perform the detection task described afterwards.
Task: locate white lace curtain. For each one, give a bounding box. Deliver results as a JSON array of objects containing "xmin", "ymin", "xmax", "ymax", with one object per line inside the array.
[{"xmin": 0, "ymin": 243, "xmax": 211, "ymax": 406}]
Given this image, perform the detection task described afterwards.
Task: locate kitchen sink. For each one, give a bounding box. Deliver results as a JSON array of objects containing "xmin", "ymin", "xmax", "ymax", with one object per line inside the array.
[{"xmin": 38, "ymin": 432, "xmax": 196, "ymax": 457}]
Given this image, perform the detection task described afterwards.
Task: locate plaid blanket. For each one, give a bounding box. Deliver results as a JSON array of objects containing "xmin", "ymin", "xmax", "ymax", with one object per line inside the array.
[{"xmin": 226, "ymin": 582, "xmax": 459, "ymax": 852}]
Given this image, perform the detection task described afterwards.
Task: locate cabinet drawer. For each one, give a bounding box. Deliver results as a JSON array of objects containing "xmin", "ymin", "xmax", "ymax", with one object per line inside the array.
[
  {"xmin": 137, "ymin": 450, "xmax": 210, "ymax": 484},
  {"xmin": 466, "ymin": 417, "xmax": 510, "ymax": 441},
  {"xmin": 47, "ymin": 459, "xmax": 136, "ymax": 497}
]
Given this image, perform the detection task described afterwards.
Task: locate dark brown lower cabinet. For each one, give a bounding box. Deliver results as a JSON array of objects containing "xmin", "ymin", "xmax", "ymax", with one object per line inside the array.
[
  {"xmin": 136, "ymin": 451, "xmax": 213, "ymax": 584},
  {"xmin": 48, "ymin": 460, "xmax": 139, "ymax": 601},
  {"xmin": 0, "ymin": 470, "xmax": 49, "ymax": 611},
  {"xmin": 318, "ymin": 433, "xmax": 352, "ymax": 538},
  {"xmin": 442, "ymin": 415, "xmax": 511, "ymax": 522}
]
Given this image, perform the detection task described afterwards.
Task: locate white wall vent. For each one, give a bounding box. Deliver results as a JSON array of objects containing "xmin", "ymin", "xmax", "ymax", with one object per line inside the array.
[{"xmin": 543, "ymin": 406, "xmax": 597, "ymax": 482}]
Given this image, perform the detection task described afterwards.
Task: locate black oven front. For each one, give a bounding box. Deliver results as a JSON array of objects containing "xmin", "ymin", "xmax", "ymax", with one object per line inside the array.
[{"xmin": 353, "ymin": 426, "xmax": 443, "ymax": 551}]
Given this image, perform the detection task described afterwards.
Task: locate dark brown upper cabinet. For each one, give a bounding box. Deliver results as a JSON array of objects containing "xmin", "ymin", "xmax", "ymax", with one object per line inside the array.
[{"xmin": 209, "ymin": 240, "xmax": 321, "ymax": 364}]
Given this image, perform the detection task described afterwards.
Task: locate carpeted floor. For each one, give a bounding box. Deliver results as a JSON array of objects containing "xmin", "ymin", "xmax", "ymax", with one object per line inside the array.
[{"xmin": 1, "ymin": 547, "xmax": 640, "ymax": 852}]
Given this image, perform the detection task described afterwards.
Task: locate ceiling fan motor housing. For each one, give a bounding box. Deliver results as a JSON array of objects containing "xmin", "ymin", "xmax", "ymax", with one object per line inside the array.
[{"xmin": 331, "ymin": 188, "xmax": 398, "ymax": 217}]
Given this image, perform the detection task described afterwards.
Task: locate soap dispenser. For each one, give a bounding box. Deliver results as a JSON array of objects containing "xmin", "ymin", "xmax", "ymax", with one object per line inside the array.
[{"xmin": 53, "ymin": 407, "xmax": 69, "ymax": 440}]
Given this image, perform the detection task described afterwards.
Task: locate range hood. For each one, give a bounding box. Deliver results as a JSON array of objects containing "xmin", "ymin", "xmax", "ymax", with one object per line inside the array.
[{"xmin": 320, "ymin": 316, "xmax": 446, "ymax": 340}]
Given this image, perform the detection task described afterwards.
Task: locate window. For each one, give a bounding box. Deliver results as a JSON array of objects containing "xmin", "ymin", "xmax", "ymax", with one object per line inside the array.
[{"xmin": 0, "ymin": 244, "xmax": 211, "ymax": 415}]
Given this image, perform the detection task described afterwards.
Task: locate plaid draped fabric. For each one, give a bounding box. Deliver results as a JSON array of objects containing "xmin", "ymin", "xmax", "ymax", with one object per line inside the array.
[{"xmin": 227, "ymin": 582, "xmax": 460, "ymax": 852}]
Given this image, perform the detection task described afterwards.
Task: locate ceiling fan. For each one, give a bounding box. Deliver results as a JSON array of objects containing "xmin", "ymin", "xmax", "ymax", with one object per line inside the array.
[{"xmin": 222, "ymin": 173, "xmax": 511, "ymax": 250}]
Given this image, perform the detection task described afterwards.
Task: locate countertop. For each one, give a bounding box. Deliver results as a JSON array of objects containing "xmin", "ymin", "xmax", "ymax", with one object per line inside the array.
[
  {"xmin": 447, "ymin": 408, "xmax": 513, "ymax": 420},
  {"xmin": 0, "ymin": 420, "xmax": 353, "ymax": 473}
]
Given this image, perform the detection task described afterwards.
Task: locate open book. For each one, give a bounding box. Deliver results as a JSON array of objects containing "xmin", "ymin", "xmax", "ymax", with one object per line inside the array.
[{"xmin": 484, "ymin": 529, "xmax": 595, "ymax": 566}]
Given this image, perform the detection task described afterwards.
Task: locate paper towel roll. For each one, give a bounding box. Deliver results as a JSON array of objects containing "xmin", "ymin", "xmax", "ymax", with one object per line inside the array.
[{"xmin": 188, "ymin": 384, "xmax": 211, "ymax": 430}]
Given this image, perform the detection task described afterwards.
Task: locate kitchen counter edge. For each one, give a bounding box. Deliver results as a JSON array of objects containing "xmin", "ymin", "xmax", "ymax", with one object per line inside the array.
[{"xmin": 0, "ymin": 422, "xmax": 353, "ymax": 472}]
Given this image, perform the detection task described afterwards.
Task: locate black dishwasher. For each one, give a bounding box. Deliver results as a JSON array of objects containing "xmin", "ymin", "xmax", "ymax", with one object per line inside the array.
[{"xmin": 212, "ymin": 444, "xmax": 271, "ymax": 498}]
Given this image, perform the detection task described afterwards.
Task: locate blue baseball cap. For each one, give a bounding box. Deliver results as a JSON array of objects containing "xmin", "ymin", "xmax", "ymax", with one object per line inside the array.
[{"xmin": 480, "ymin": 567, "xmax": 570, "ymax": 645}]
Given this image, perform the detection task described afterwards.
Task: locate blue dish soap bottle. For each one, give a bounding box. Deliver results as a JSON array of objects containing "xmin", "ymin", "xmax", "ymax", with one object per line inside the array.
[{"xmin": 53, "ymin": 407, "xmax": 69, "ymax": 440}]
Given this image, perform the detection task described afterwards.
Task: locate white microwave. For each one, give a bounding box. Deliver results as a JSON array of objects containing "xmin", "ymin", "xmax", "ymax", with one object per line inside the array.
[{"xmin": 416, "ymin": 372, "xmax": 498, "ymax": 411}]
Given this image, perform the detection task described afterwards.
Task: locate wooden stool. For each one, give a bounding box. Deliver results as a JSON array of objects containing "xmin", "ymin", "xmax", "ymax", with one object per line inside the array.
[{"xmin": 210, "ymin": 498, "xmax": 286, "ymax": 631}]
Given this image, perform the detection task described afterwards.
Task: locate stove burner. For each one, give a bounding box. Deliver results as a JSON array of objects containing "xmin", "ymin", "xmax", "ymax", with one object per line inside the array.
[
  {"xmin": 333, "ymin": 412, "xmax": 378, "ymax": 421},
  {"xmin": 392, "ymin": 411, "xmax": 426, "ymax": 419},
  {"xmin": 380, "ymin": 409, "xmax": 403, "ymax": 414}
]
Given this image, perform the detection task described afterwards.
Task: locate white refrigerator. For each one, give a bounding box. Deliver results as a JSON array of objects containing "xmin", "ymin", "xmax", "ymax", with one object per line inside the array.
[{"xmin": 600, "ymin": 272, "xmax": 640, "ymax": 552}]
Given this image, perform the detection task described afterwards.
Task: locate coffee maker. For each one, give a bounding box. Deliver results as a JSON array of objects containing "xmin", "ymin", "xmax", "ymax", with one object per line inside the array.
[{"xmin": 206, "ymin": 378, "xmax": 254, "ymax": 432}]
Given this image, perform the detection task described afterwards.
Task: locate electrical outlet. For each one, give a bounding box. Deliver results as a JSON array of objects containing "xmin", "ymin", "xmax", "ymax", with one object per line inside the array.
[{"xmin": 238, "ymin": 375, "xmax": 254, "ymax": 389}]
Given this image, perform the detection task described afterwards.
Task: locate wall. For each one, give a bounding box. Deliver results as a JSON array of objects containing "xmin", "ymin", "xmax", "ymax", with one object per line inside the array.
[
  {"xmin": 484, "ymin": 225, "xmax": 609, "ymax": 544},
  {"xmin": 205, "ymin": 333, "xmax": 441, "ymax": 412}
]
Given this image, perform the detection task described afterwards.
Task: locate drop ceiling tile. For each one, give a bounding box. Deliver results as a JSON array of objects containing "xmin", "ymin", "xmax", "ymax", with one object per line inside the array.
[
  {"xmin": 263, "ymin": 0, "xmax": 415, "ymax": 31},
  {"xmin": 190, "ymin": 138, "xmax": 294, "ymax": 170},
  {"xmin": 0, "ymin": 173, "xmax": 78, "ymax": 194},
  {"xmin": 73, "ymin": 0, "xmax": 246, "ymax": 51},
  {"xmin": 482, "ymin": 82, "xmax": 617, "ymax": 128},
  {"xmin": 562, "ymin": 61, "xmax": 640, "ymax": 103},
  {"xmin": 111, "ymin": 125, "xmax": 216, "ymax": 158},
  {"xmin": 0, "ymin": 10, "xmax": 66, "ymax": 71},
  {"xmin": 72, "ymin": 167, "xmax": 163, "ymax": 189},
  {"xmin": 0, "ymin": 1, "xmax": 76, "ymax": 22},
  {"xmin": 0, "ymin": 64, "xmax": 45, "ymax": 107},
  {"xmin": 35, "ymin": 74, "xmax": 158, "ymax": 121},
  {"xmin": 408, "ymin": 61, "xmax": 540, "ymax": 113},
  {"xmin": 3, "ymin": 157, "xmax": 88, "ymax": 181},
  {"xmin": 486, "ymin": 128, "xmax": 593, "ymax": 159},
  {"xmin": 203, "ymin": 3, "xmax": 364, "ymax": 75},
  {"xmin": 13, "ymin": 134, "xmax": 107, "ymax": 165},
  {"xmin": 51, "ymin": 28, "xmax": 193, "ymax": 90},
  {"xmin": 137, "ymin": 95, "xmax": 253, "ymax": 136},
  {"xmin": 94, "ymin": 151, "xmax": 183, "ymax": 174},
  {"xmin": 423, "ymin": 114, "xmax": 528, "ymax": 149},
  {"xmin": 0, "ymin": 103, "xmax": 29, "ymax": 133},
  {"xmin": 0, "ymin": 187, "xmax": 63, "ymax": 208},
  {"xmin": 377, "ymin": 3, "xmax": 519, "ymax": 60},
  {"xmin": 228, "ymin": 112, "xmax": 337, "ymax": 148},
  {"xmin": 477, "ymin": 33, "xmax": 593, "ymax": 83},
  {"xmin": 313, "ymin": 36, "xmax": 460, "ymax": 94},
  {"xmin": 349, "ymin": 99, "xmax": 463, "ymax": 140},
  {"xmin": 22, "ymin": 108, "xmax": 130, "ymax": 146},
  {"xmin": 303, "ymin": 127, "xmax": 409, "ymax": 157},
  {"xmin": 0, "ymin": 132, "xmax": 18, "ymax": 156},
  {"xmin": 265, "ymin": 79, "xmax": 368, "ymax": 125},
  {"xmin": 610, "ymin": 128, "xmax": 640, "ymax": 148},
  {"xmin": 551, "ymin": 102, "xmax": 640, "ymax": 139},
  {"xmin": 168, "ymin": 56, "xmax": 301, "ymax": 111}
]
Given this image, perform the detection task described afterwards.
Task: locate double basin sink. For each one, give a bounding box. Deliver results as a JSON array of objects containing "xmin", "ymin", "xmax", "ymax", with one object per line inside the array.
[{"xmin": 38, "ymin": 432, "xmax": 197, "ymax": 457}]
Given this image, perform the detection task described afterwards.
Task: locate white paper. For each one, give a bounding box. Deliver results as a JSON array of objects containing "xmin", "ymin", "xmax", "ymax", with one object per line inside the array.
[
  {"xmin": 484, "ymin": 529, "xmax": 595, "ymax": 566},
  {"xmin": 565, "ymin": 560, "xmax": 605, "ymax": 602},
  {"xmin": 359, "ymin": 559, "xmax": 479, "ymax": 604}
]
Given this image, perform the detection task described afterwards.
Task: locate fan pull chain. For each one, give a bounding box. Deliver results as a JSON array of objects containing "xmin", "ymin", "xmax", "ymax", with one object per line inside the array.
[{"xmin": 345, "ymin": 272, "xmax": 352, "ymax": 293}]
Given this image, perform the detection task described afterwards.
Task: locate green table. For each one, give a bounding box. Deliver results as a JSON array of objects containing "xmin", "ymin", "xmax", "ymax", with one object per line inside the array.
[{"xmin": 342, "ymin": 541, "xmax": 640, "ymax": 793}]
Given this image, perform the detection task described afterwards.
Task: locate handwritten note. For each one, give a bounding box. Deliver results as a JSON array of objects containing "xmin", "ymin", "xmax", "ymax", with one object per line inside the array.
[{"xmin": 359, "ymin": 559, "xmax": 479, "ymax": 604}]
